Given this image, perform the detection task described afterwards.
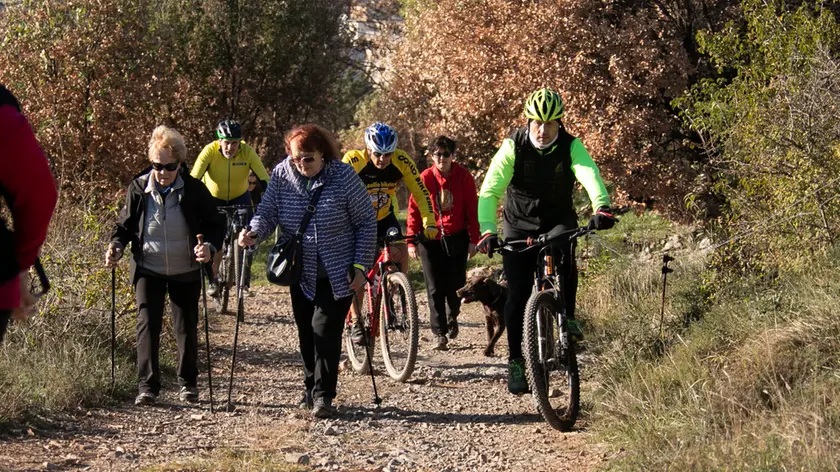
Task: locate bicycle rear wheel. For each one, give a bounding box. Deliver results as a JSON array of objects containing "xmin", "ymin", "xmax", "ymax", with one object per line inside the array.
[
  {"xmin": 523, "ymin": 289, "xmax": 580, "ymax": 431},
  {"xmin": 379, "ymin": 272, "xmax": 419, "ymax": 382},
  {"xmin": 345, "ymin": 290, "xmax": 374, "ymax": 374}
]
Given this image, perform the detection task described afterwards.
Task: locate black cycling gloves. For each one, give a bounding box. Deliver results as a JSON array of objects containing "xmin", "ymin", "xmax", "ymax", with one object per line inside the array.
[
  {"xmin": 477, "ymin": 233, "xmax": 500, "ymax": 258},
  {"xmin": 588, "ymin": 207, "xmax": 617, "ymax": 230}
]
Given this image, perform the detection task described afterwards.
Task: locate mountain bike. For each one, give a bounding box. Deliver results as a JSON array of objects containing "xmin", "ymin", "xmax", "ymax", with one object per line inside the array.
[
  {"xmin": 344, "ymin": 228, "xmax": 420, "ymax": 382},
  {"xmin": 215, "ymin": 205, "xmax": 250, "ymax": 318},
  {"xmin": 501, "ymin": 225, "xmax": 592, "ymax": 431}
]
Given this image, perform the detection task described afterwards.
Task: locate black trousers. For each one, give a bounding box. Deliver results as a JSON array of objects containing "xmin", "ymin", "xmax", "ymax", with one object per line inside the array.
[
  {"xmin": 0, "ymin": 309, "xmax": 9, "ymax": 343},
  {"xmin": 134, "ymin": 273, "xmax": 200, "ymax": 395},
  {"xmin": 502, "ymin": 224, "xmax": 577, "ymax": 361},
  {"xmin": 417, "ymin": 231, "xmax": 469, "ymax": 336},
  {"xmin": 290, "ymin": 278, "xmax": 351, "ymax": 401}
]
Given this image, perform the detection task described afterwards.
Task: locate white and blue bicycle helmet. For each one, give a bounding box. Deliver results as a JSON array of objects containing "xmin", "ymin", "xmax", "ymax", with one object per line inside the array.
[{"xmin": 364, "ymin": 122, "xmax": 398, "ymax": 154}]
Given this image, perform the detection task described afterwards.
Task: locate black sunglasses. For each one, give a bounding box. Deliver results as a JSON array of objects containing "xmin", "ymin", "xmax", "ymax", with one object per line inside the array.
[
  {"xmin": 248, "ymin": 180, "xmax": 257, "ymax": 185},
  {"xmin": 372, "ymin": 151, "xmax": 393, "ymax": 158},
  {"xmin": 433, "ymin": 151, "xmax": 452, "ymax": 158},
  {"xmin": 151, "ymin": 162, "xmax": 180, "ymax": 171},
  {"xmin": 291, "ymin": 155, "xmax": 317, "ymax": 164}
]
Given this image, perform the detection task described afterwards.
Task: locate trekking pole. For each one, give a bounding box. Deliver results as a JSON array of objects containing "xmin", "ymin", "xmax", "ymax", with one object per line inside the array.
[
  {"xmin": 659, "ymin": 254, "xmax": 675, "ymax": 344},
  {"xmin": 354, "ymin": 291, "xmax": 382, "ymax": 407},
  {"xmin": 197, "ymin": 235, "xmax": 215, "ymax": 414},
  {"xmin": 110, "ymin": 266, "xmax": 116, "ymax": 392},
  {"xmin": 224, "ymin": 227, "xmax": 250, "ymax": 412}
]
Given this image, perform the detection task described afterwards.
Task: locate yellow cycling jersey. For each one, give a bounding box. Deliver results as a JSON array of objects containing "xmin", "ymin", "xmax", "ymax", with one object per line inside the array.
[
  {"xmin": 191, "ymin": 141, "xmax": 270, "ymax": 201},
  {"xmin": 342, "ymin": 148, "xmax": 435, "ymax": 228}
]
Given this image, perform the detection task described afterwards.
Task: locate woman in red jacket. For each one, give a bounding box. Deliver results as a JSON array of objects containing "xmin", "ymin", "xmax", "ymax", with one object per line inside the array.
[
  {"xmin": 407, "ymin": 136, "xmax": 480, "ymax": 351},
  {"xmin": 0, "ymin": 84, "xmax": 58, "ymax": 342}
]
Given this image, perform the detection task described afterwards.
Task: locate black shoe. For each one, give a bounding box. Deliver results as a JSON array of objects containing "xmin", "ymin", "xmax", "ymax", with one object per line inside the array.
[
  {"xmin": 134, "ymin": 392, "xmax": 157, "ymax": 406},
  {"xmin": 179, "ymin": 386, "xmax": 199, "ymax": 404},
  {"xmin": 299, "ymin": 390, "xmax": 314, "ymax": 410},
  {"xmin": 312, "ymin": 397, "xmax": 336, "ymax": 418},
  {"xmin": 447, "ymin": 317, "xmax": 459, "ymax": 339},
  {"xmin": 432, "ymin": 334, "xmax": 448, "ymax": 351},
  {"xmin": 350, "ymin": 320, "xmax": 366, "ymax": 346}
]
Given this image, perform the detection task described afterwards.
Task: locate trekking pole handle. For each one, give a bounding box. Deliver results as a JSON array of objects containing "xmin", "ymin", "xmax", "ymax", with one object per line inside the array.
[{"xmin": 197, "ymin": 234, "xmax": 204, "ymax": 245}]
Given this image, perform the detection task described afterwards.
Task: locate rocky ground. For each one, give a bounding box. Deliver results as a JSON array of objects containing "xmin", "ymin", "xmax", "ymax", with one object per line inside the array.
[{"xmin": 0, "ymin": 284, "xmax": 620, "ymax": 471}]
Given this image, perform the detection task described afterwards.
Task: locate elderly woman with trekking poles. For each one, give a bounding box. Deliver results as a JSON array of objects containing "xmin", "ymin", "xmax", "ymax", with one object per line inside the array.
[
  {"xmin": 238, "ymin": 124, "xmax": 376, "ymax": 419},
  {"xmin": 105, "ymin": 125, "xmax": 223, "ymax": 406}
]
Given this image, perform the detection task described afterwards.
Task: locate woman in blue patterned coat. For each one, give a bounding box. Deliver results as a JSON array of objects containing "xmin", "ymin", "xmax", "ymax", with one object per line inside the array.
[{"xmin": 239, "ymin": 124, "xmax": 377, "ymax": 418}]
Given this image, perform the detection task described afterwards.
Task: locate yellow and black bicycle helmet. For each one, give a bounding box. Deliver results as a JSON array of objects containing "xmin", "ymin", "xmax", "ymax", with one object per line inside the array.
[{"xmin": 523, "ymin": 88, "xmax": 565, "ymax": 122}]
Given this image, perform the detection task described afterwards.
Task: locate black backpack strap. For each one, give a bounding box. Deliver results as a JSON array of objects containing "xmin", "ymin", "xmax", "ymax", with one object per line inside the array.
[{"xmin": 294, "ymin": 185, "xmax": 325, "ymax": 237}]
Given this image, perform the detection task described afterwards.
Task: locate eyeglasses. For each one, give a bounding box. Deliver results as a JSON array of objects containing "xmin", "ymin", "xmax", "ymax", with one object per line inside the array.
[
  {"xmin": 248, "ymin": 180, "xmax": 257, "ymax": 186},
  {"xmin": 372, "ymin": 152, "xmax": 393, "ymax": 158},
  {"xmin": 291, "ymin": 155, "xmax": 317, "ymax": 164},
  {"xmin": 151, "ymin": 162, "xmax": 180, "ymax": 172},
  {"xmin": 433, "ymin": 151, "xmax": 452, "ymax": 159}
]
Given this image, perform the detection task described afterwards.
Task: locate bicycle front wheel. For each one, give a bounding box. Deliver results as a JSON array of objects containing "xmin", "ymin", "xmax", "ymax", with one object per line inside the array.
[
  {"xmin": 220, "ymin": 245, "xmax": 235, "ymax": 315},
  {"xmin": 233, "ymin": 244, "xmax": 244, "ymax": 322},
  {"xmin": 523, "ymin": 289, "xmax": 580, "ymax": 431},
  {"xmin": 345, "ymin": 290, "xmax": 374, "ymax": 374},
  {"xmin": 379, "ymin": 272, "xmax": 419, "ymax": 382}
]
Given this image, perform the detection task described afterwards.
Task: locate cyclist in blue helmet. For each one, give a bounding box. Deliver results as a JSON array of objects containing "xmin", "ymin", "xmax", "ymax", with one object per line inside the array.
[{"xmin": 341, "ymin": 122, "xmax": 438, "ymax": 344}]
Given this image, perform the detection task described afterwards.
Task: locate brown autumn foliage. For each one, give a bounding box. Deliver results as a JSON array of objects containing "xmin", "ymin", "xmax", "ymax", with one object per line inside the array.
[
  {"xmin": 366, "ymin": 0, "xmax": 738, "ymax": 218},
  {"xmin": 0, "ymin": 0, "xmax": 364, "ymax": 201}
]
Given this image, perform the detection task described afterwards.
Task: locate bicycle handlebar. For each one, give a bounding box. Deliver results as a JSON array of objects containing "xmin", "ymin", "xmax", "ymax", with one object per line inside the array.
[
  {"xmin": 381, "ymin": 233, "xmax": 424, "ymax": 245},
  {"xmin": 379, "ymin": 227, "xmax": 425, "ymax": 245},
  {"xmin": 501, "ymin": 226, "xmax": 593, "ymax": 253},
  {"xmin": 217, "ymin": 204, "xmax": 251, "ymax": 215}
]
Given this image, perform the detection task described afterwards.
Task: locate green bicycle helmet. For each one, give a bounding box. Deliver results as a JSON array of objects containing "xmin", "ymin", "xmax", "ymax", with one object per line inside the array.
[{"xmin": 523, "ymin": 88, "xmax": 565, "ymax": 122}]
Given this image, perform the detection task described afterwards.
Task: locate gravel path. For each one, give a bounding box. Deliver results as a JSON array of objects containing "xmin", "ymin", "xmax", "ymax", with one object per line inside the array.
[{"xmin": 0, "ymin": 284, "xmax": 616, "ymax": 471}]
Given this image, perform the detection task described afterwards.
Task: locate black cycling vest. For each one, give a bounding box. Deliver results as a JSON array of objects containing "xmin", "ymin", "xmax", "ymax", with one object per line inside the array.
[{"xmin": 504, "ymin": 126, "xmax": 577, "ymax": 233}]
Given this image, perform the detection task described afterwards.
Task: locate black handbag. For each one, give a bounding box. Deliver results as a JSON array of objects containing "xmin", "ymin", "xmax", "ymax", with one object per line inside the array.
[{"xmin": 266, "ymin": 185, "xmax": 324, "ymax": 286}]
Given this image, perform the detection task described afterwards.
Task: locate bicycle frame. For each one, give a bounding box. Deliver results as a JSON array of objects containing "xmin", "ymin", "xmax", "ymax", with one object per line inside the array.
[
  {"xmin": 504, "ymin": 226, "xmax": 589, "ymax": 368},
  {"xmin": 361, "ymin": 244, "xmax": 402, "ymax": 340},
  {"xmin": 218, "ymin": 205, "xmax": 250, "ymax": 252},
  {"xmin": 534, "ymin": 244, "xmax": 569, "ymax": 369}
]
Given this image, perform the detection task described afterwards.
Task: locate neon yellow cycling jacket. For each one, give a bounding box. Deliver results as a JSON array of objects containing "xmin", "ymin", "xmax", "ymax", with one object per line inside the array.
[{"xmin": 191, "ymin": 141, "xmax": 270, "ymax": 201}]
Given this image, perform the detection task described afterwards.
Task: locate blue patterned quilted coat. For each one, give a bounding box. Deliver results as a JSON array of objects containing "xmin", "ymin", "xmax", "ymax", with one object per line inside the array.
[{"xmin": 250, "ymin": 158, "xmax": 377, "ymax": 300}]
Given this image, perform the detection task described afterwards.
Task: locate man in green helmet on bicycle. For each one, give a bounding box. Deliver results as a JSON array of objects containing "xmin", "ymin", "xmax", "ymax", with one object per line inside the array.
[
  {"xmin": 192, "ymin": 120, "xmax": 270, "ymax": 297},
  {"xmin": 476, "ymin": 88, "xmax": 617, "ymax": 394}
]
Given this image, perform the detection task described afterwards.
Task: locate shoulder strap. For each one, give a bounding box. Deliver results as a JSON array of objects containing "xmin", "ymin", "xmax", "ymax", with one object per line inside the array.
[{"xmin": 294, "ymin": 185, "xmax": 325, "ymax": 237}]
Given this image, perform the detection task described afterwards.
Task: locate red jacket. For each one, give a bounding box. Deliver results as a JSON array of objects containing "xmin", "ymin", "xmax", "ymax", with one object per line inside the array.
[
  {"xmin": 407, "ymin": 162, "xmax": 479, "ymax": 246},
  {"xmin": 0, "ymin": 104, "xmax": 58, "ymax": 310}
]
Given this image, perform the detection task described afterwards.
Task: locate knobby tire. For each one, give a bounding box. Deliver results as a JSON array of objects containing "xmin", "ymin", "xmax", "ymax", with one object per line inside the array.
[
  {"xmin": 345, "ymin": 288, "xmax": 374, "ymax": 374},
  {"xmin": 523, "ymin": 290, "xmax": 580, "ymax": 432},
  {"xmin": 379, "ymin": 271, "xmax": 419, "ymax": 382}
]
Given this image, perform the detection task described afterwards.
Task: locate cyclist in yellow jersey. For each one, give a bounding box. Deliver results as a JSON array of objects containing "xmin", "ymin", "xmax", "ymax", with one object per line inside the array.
[
  {"xmin": 342, "ymin": 122, "xmax": 438, "ymax": 344},
  {"xmin": 191, "ymin": 120, "xmax": 270, "ymax": 296}
]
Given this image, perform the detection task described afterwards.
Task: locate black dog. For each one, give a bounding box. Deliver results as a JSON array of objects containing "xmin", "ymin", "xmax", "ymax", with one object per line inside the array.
[{"xmin": 456, "ymin": 274, "xmax": 507, "ymax": 357}]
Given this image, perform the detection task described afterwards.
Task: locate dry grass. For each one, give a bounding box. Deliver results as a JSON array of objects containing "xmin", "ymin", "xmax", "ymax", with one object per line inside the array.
[
  {"xmin": 0, "ymin": 205, "xmax": 166, "ymax": 426},
  {"xmin": 145, "ymin": 449, "xmax": 312, "ymax": 472},
  {"xmin": 580, "ymin": 214, "xmax": 840, "ymax": 471}
]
